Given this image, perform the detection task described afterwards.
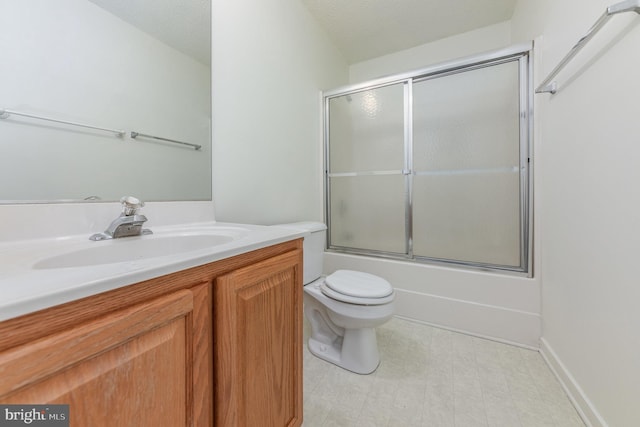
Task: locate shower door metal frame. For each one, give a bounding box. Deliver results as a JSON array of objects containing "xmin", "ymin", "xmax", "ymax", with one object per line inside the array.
[{"xmin": 323, "ymin": 42, "xmax": 534, "ymax": 276}]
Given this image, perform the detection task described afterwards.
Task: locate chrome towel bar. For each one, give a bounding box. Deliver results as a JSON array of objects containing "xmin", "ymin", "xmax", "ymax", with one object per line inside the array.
[
  {"xmin": 130, "ymin": 131, "xmax": 201, "ymax": 151},
  {"xmin": 0, "ymin": 107, "xmax": 203, "ymax": 151},
  {"xmin": 536, "ymin": 0, "xmax": 640, "ymax": 94},
  {"xmin": 0, "ymin": 108, "xmax": 125, "ymax": 137}
]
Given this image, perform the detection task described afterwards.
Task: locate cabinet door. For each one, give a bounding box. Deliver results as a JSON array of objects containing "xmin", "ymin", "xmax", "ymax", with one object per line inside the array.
[
  {"xmin": 214, "ymin": 250, "xmax": 303, "ymax": 427},
  {"xmin": 0, "ymin": 285, "xmax": 212, "ymax": 427}
]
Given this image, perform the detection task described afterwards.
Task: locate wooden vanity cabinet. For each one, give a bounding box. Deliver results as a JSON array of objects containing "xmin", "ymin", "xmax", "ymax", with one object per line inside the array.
[
  {"xmin": 0, "ymin": 239, "xmax": 303, "ymax": 427},
  {"xmin": 213, "ymin": 249, "xmax": 303, "ymax": 427}
]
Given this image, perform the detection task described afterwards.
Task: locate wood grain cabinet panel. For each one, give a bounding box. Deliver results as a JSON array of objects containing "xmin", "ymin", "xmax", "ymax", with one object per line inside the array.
[
  {"xmin": 214, "ymin": 249, "xmax": 303, "ymax": 427},
  {"xmin": 0, "ymin": 286, "xmax": 207, "ymax": 427}
]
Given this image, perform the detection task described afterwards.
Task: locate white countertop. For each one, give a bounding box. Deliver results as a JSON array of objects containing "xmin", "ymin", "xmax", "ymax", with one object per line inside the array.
[{"xmin": 0, "ymin": 222, "xmax": 307, "ymax": 322}]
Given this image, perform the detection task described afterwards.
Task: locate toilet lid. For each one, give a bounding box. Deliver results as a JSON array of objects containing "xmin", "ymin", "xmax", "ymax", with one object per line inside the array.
[
  {"xmin": 320, "ymin": 283, "xmax": 395, "ymax": 305},
  {"xmin": 325, "ymin": 270, "xmax": 393, "ymax": 299}
]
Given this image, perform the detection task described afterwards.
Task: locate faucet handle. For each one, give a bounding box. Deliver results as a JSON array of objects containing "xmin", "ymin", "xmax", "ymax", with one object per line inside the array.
[{"xmin": 120, "ymin": 196, "xmax": 145, "ymax": 215}]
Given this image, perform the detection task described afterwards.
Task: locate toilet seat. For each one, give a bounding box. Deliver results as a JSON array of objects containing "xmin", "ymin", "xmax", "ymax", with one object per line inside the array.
[{"xmin": 321, "ymin": 270, "xmax": 394, "ymax": 305}]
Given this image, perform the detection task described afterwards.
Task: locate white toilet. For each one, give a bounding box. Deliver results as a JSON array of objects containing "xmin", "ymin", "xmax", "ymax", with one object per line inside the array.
[{"xmin": 278, "ymin": 222, "xmax": 395, "ymax": 374}]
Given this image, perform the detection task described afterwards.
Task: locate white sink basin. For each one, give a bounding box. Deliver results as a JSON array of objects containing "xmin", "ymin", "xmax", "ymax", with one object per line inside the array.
[
  {"xmin": 33, "ymin": 230, "xmax": 245, "ymax": 269},
  {"xmin": 0, "ymin": 221, "xmax": 305, "ymax": 323}
]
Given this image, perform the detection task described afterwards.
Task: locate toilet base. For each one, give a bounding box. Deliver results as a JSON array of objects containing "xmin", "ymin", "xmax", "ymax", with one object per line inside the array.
[{"xmin": 307, "ymin": 327, "xmax": 380, "ymax": 375}]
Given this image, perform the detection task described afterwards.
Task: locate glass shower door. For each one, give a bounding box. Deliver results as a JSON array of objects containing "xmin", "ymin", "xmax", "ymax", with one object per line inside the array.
[
  {"xmin": 412, "ymin": 60, "xmax": 523, "ymax": 267},
  {"xmin": 324, "ymin": 45, "xmax": 531, "ymax": 273},
  {"xmin": 326, "ymin": 83, "xmax": 408, "ymax": 255}
]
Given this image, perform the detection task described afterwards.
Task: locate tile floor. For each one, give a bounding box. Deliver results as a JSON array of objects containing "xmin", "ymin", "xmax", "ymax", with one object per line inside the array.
[{"xmin": 302, "ymin": 317, "xmax": 585, "ymax": 427}]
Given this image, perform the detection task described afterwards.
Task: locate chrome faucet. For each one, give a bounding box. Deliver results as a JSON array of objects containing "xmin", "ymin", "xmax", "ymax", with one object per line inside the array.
[{"xmin": 89, "ymin": 196, "xmax": 153, "ymax": 241}]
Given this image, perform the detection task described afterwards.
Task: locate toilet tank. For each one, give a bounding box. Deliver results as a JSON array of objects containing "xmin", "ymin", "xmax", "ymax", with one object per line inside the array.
[{"xmin": 276, "ymin": 221, "xmax": 327, "ymax": 284}]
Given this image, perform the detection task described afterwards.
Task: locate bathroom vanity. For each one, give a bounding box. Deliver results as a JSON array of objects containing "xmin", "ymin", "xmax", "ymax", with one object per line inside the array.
[{"xmin": 0, "ymin": 224, "xmax": 304, "ymax": 427}]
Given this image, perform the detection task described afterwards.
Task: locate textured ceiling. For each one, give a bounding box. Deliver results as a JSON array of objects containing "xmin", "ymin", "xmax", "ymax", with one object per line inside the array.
[
  {"xmin": 88, "ymin": 0, "xmax": 210, "ymax": 66},
  {"xmin": 302, "ymin": 0, "xmax": 517, "ymax": 63}
]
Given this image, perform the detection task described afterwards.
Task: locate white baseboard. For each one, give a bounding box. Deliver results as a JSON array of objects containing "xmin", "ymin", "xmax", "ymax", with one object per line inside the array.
[
  {"xmin": 393, "ymin": 288, "xmax": 541, "ymax": 348},
  {"xmin": 539, "ymin": 338, "xmax": 608, "ymax": 427}
]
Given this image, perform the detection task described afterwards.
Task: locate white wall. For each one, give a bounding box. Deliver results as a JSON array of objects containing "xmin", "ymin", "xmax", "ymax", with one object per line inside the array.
[
  {"xmin": 210, "ymin": 0, "xmax": 348, "ymax": 225},
  {"xmin": 349, "ymin": 21, "xmax": 512, "ymax": 83},
  {"xmin": 511, "ymin": 0, "xmax": 640, "ymax": 425},
  {"xmin": 0, "ymin": 0, "xmax": 211, "ymax": 202},
  {"xmin": 323, "ymin": 22, "xmax": 542, "ymax": 348}
]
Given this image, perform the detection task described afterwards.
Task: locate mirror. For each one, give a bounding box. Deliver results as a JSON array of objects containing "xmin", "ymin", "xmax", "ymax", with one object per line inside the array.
[{"xmin": 0, "ymin": 0, "xmax": 211, "ymax": 203}]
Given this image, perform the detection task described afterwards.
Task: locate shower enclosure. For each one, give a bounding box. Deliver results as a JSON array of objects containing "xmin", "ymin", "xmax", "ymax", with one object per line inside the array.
[{"xmin": 324, "ymin": 43, "xmax": 533, "ymax": 274}]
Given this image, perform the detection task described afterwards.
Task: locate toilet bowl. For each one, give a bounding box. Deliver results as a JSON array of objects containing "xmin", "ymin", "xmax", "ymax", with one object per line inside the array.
[
  {"xmin": 304, "ymin": 271, "xmax": 395, "ymax": 374},
  {"xmin": 276, "ymin": 222, "xmax": 395, "ymax": 374}
]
